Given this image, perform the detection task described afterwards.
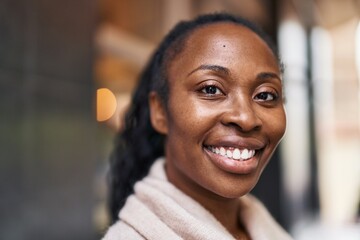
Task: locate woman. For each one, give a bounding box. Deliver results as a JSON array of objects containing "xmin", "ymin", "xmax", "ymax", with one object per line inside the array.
[{"xmin": 103, "ymin": 13, "xmax": 291, "ymax": 240}]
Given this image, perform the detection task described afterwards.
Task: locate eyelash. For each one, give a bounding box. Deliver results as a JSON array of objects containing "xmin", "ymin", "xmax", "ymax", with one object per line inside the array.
[
  {"xmin": 197, "ymin": 82, "xmax": 279, "ymax": 103},
  {"xmin": 254, "ymin": 91, "xmax": 278, "ymax": 102},
  {"xmin": 197, "ymin": 83, "xmax": 224, "ymax": 96}
]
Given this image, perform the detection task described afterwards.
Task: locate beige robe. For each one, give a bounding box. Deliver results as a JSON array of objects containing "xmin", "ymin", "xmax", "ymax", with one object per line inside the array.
[{"xmin": 102, "ymin": 158, "xmax": 293, "ymax": 240}]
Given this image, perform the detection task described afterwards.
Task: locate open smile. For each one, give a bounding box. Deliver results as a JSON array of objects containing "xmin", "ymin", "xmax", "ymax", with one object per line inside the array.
[
  {"xmin": 203, "ymin": 144, "xmax": 264, "ymax": 174},
  {"xmin": 205, "ymin": 146, "xmax": 256, "ymax": 161}
]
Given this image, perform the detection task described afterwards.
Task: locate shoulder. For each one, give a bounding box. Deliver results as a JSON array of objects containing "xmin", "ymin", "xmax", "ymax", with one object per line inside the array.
[{"xmin": 102, "ymin": 220, "xmax": 145, "ymax": 240}]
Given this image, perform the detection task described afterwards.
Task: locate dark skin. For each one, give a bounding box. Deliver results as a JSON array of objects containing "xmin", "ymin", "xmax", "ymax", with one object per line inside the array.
[{"xmin": 150, "ymin": 23, "xmax": 286, "ymax": 239}]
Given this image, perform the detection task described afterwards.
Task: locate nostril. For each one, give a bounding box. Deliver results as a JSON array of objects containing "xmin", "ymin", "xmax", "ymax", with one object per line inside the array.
[
  {"xmin": 221, "ymin": 109, "xmax": 262, "ymax": 132},
  {"xmin": 253, "ymin": 125, "xmax": 261, "ymax": 131},
  {"xmin": 225, "ymin": 122, "xmax": 261, "ymax": 133}
]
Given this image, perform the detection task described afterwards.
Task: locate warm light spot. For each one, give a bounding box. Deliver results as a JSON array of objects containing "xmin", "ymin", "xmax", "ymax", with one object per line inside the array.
[{"xmin": 96, "ymin": 88, "xmax": 117, "ymax": 122}]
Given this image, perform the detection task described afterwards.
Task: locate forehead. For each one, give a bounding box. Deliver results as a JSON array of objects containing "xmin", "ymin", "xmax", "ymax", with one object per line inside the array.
[
  {"xmin": 190, "ymin": 22, "xmax": 274, "ymax": 60},
  {"xmin": 167, "ymin": 22, "xmax": 278, "ymax": 76}
]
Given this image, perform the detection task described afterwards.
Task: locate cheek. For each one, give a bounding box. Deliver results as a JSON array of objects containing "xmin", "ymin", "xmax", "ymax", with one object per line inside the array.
[
  {"xmin": 167, "ymin": 104, "xmax": 196, "ymax": 138},
  {"xmin": 167, "ymin": 97, "xmax": 216, "ymax": 139},
  {"xmin": 264, "ymin": 108, "xmax": 286, "ymax": 143}
]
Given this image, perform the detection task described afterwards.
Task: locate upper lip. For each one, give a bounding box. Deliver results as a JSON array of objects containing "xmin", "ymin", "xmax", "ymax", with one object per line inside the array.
[{"xmin": 203, "ymin": 135, "xmax": 266, "ymax": 150}]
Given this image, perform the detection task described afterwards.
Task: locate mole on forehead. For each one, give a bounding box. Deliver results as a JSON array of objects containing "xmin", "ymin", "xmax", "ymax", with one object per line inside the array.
[{"xmin": 184, "ymin": 24, "xmax": 277, "ymax": 66}]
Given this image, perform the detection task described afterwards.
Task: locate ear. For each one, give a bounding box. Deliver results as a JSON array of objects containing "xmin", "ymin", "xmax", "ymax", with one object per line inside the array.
[{"xmin": 149, "ymin": 91, "xmax": 168, "ymax": 134}]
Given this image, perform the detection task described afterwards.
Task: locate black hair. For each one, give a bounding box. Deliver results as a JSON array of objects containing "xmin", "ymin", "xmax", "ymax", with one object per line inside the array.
[{"xmin": 108, "ymin": 12, "xmax": 281, "ymax": 222}]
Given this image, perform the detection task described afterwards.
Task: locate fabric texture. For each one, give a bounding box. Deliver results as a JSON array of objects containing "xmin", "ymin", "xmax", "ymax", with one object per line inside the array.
[{"xmin": 102, "ymin": 158, "xmax": 293, "ymax": 240}]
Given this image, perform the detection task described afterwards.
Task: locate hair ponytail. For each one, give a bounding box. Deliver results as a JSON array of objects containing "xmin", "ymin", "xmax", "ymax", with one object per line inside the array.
[{"xmin": 108, "ymin": 53, "xmax": 166, "ymax": 221}]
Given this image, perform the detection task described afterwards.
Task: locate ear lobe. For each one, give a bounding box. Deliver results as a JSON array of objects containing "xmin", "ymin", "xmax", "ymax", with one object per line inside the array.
[{"xmin": 149, "ymin": 91, "xmax": 168, "ymax": 134}]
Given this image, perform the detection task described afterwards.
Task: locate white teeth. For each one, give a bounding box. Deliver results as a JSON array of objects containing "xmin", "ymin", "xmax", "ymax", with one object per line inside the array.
[
  {"xmin": 233, "ymin": 148, "xmax": 241, "ymax": 160},
  {"xmin": 208, "ymin": 146, "xmax": 256, "ymax": 161},
  {"xmin": 250, "ymin": 150, "xmax": 255, "ymax": 157},
  {"xmin": 241, "ymin": 149, "xmax": 249, "ymax": 159},
  {"xmin": 226, "ymin": 150, "xmax": 232, "ymax": 158},
  {"xmin": 220, "ymin": 147, "xmax": 226, "ymax": 156}
]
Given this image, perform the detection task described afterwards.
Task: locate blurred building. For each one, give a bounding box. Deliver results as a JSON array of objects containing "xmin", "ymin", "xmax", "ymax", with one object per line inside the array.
[{"xmin": 0, "ymin": 0, "xmax": 100, "ymax": 239}]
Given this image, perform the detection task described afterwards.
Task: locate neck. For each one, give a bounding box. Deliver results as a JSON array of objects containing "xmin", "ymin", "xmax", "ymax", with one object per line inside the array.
[
  {"xmin": 192, "ymin": 191, "xmax": 248, "ymax": 239},
  {"xmin": 168, "ymin": 172, "xmax": 247, "ymax": 238},
  {"xmin": 165, "ymin": 162, "xmax": 250, "ymax": 239}
]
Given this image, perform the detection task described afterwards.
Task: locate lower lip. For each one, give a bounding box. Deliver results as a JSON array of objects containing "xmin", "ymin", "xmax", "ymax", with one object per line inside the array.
[{"xmin": 204, "ymin": 147, "xmax": 260, "ymax": 174}]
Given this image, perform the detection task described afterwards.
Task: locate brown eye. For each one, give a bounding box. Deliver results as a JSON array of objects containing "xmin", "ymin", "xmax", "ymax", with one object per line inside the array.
[
  {"xmin": 254, "ymin": 92, "xmax": 277, "ymax": 101},
  {"xmin": 201, "ymin": 85, "xmax": 222, "ymax": 95}
]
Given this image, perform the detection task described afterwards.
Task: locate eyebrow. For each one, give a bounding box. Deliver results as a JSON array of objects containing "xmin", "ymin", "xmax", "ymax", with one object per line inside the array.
[
  {"xmin": 187, "ymin": 64, "xmax": 230, "ymax": 77},
  {"xmin": 187, "ymin": 64, "xmax": 282, "ymax": 82},
  {"xmin": 256, "ymin": 72, "xmax": 282, "ymax": 82}
]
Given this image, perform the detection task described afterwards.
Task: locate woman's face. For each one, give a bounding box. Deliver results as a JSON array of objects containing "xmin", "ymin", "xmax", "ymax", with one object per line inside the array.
[{"xmin": 152, "ymin": 22, "xmax": 286, "ymax": 200}]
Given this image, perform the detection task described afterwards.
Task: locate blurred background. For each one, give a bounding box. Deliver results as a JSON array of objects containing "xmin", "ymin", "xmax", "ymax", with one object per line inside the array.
[{"xmin": 1, "ymin": 0, "xmax": 360, "ymax": 239}]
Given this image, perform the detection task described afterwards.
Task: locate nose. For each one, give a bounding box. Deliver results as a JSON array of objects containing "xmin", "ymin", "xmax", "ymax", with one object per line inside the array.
[{"xmin": 221, "ymin": 96, "xmax": 262, "ymax": 132}]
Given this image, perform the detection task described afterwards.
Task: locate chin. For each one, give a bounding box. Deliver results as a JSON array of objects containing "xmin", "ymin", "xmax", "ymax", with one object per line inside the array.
[{"xmin": 205, "ymin": 173, "xmax": 260, "ymax": 200}]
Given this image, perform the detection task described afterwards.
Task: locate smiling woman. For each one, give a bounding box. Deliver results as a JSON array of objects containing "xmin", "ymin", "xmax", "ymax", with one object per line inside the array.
[{"xmin": 103, "ymin": 13, "xmax": 291, "ymax": 240}]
